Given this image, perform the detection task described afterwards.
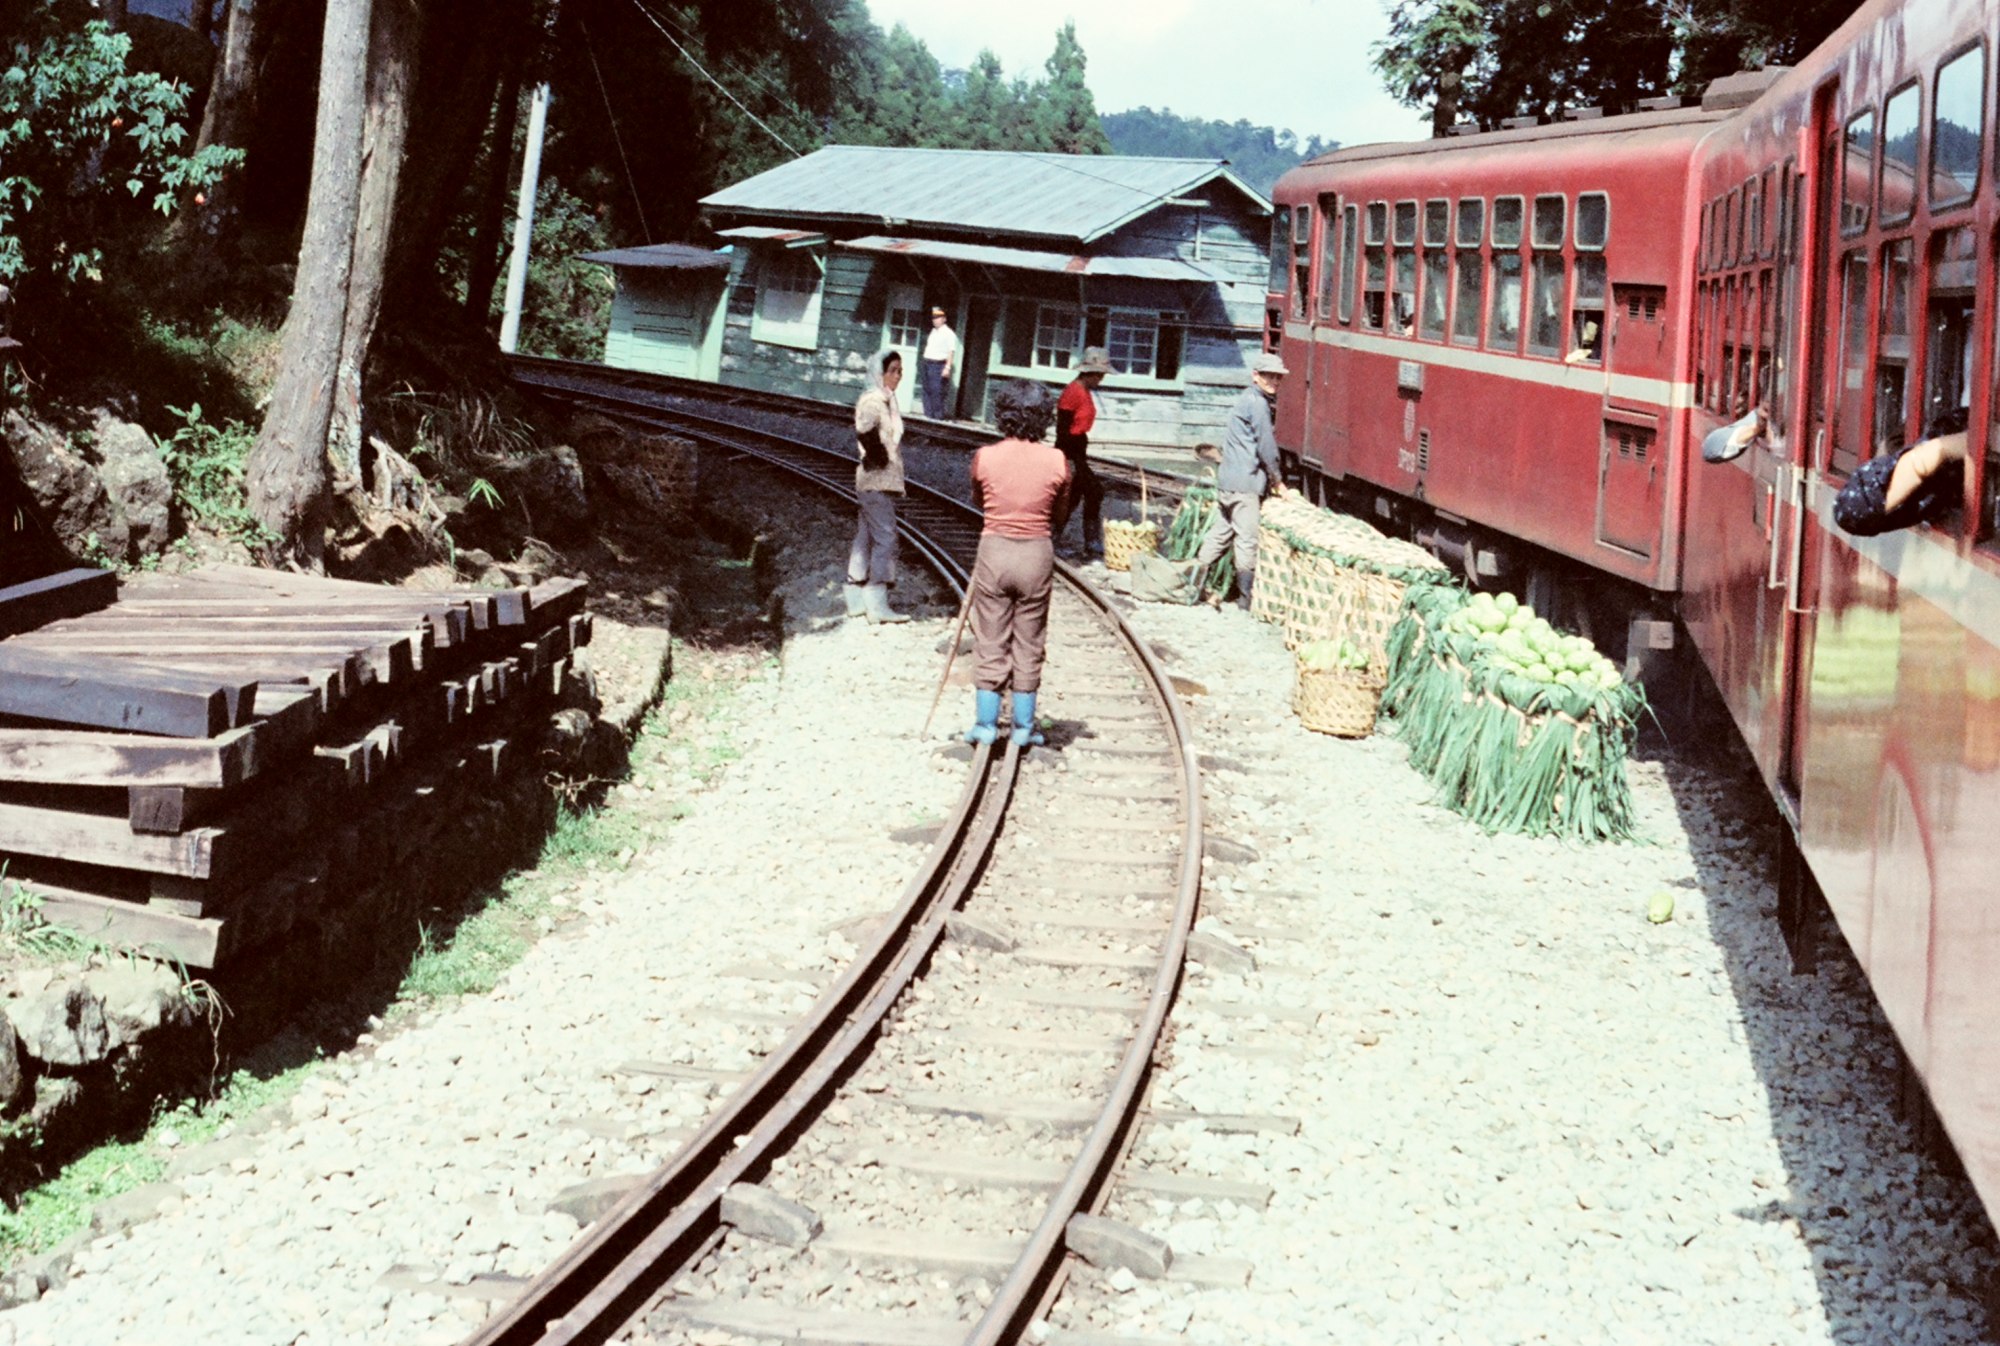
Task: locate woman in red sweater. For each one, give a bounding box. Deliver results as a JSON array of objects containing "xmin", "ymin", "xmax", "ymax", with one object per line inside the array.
[{"xmin": 965, "ymin": 382, "xmax": 1073, "ymax": 746}]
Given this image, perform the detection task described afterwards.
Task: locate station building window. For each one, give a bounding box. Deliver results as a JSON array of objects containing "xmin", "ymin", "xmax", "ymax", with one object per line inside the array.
[
  {"xmin": 1843, "ymin": 108, "xmax": 1876, "ymax": 236},
  {"xmin": 1291, "ymin": 202, "xmax": 1314, "ymax": 319},
  {"xmin": 1338, "ymin": 204, "xmax": 1359, "ymax": 324},
  {"xmin": 1453, "ymin": 197, "xmax": 1484, "ymax": 346},
  {"xmin": 750, "ymin": 250, "xmax": 824, "ymax": 349},
  {"xmin": 1033, "ymin": 304, "xmax": 1083, "ymax": 370},
  {"xmin": 1316, "ymin": 193, "xmax": 1342, "ymax": 320},
  {"xmin": 1881, "ymin": 83, "xmax": 1921, "ymax": 225},
  {"xmin": 1363, "ymin": 202, "xmax": 1387, "ymax": 330},
  {"xmin": 1933, "ymin": 44, "xmax": 1984, "ymax": 208},
  {"xmin": 1103, "ymin": 310, "xmax": 1163, "ymax": 378},
  {"xmin": 1420, "ymin": 199, "xmax": 1449, "ymax": 340}
]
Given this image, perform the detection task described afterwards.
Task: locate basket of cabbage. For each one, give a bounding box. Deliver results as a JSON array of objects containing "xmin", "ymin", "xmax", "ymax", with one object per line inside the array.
[
  {"xmin": 1383, "ymin": 584, "xmax": 1643, "ymax": 842},
  {"xmin": 1293, "ymin": 637, "xmax": 1383, "ymax": 738}
]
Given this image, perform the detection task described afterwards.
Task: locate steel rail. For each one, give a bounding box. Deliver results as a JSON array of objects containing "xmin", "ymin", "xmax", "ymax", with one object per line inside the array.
[{"xmin": 475, "ymin": 369, "xmax": 1206, "ymax": 1346}]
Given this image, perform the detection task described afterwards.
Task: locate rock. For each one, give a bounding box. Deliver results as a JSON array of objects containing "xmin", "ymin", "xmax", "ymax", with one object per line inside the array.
[
  {"xmin": 9, "ymin": 980, "xmax": 110, "ymax": 1068},
  {"xmin": 0, "ymin": 1017, "xmax": 23, "ymax": 1113},
  {"xmin": 1066, "ymin": 1214, "xmax": 1173, "ymax": 1278},
  {"xmin": 28, "ymin": 1075, "xmax": 81, "ymax": 1128},
  {"xmin": 521, "ymin": 445, "xmax": 591, "ymax": 541},
  {"xmin": 92, "ymin": 411, "xmax": 171, "ymax": 562},
  {"xmin": 1203, "ymin": 835, "xmax": 1260, "ymax": 865},
  {"xmin": 944, "ymin": 912, "xmax": 1018, "ymax": 952},
  {"xmin": 543, "ymin": 1174, "xmax": 643, "ymax": 1227},
  {"xmin": 83, "ymin": 961, "xmax": 192, "ymax": 1050},
  {"xmin": 719, "ymin": 1183, "xmax": 821, "ymax": 1248},
  {"xmin": 1187, "ymin": 924, "xmax": 1257, "ymax": 976},
  {"xmin": 1, "ymin": 409, "xmax": 116, "ymax": 560},
  {"xmin": 90, "ymin": 1181, "xmax": 182, "ymax": 1236}
]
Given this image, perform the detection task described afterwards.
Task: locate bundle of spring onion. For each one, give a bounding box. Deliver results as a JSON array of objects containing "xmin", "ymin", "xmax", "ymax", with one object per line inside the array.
[{"xmin": 1385, "ymin": 583, "xmax": 1643, "ymax": 843}]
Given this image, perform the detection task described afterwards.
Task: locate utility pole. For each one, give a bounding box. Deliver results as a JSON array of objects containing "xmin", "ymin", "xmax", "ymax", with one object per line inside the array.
[{"xmin": 497, "ymin": 79, "xmax": 551, "ymax": 354}]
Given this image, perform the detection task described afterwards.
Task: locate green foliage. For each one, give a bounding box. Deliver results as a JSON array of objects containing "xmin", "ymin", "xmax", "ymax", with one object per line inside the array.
[
  {"xmin": 158, "ymin": 403, "xmax": 272, "ymax": 549},
  {"xmin": 512, "ymin": 179, "xmax": 615, "ymax": 362},
  {"xmin": 1031, "ymin": 22, "xmax": 1110, "ymax": 155},
  {"xmin": 0, "ymin": 7, "xmax": 238, "ymax": 291},
  {"xmin": 1101, "ymin": 108, "xmax": 1338, "ymax": 197},
  {"xmin": 1373, "ymin": 0, "xmax": 1853, "ymax": 130}
]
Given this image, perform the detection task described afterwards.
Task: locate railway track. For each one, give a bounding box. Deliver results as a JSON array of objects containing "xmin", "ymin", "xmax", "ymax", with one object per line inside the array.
[
  {"xmin": 469, "ymin": 371, "xmax": 1212, "ymax": 1345},
  {"xmin": 507, "ymin": 355, "xmax": 1196, "ymax": 510}
]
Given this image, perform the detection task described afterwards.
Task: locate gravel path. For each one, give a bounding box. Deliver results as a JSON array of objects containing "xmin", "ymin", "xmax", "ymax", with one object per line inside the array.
[
  {"xmin": 1066, "ymin": 591, "xmax": 1998, "ymax": 1346},
  {"xmin": 3, "ymin": 453, "xmax": 1994, "ymax": 1343}
]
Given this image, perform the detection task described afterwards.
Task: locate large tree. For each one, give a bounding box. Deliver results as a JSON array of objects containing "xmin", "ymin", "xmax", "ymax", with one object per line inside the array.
[
  {"xmin": 1033, "ymin": 21, "xmax": 1110, "ymax": 154},
  {"xmin": 243, "ymin": 0, "xmax": 371, "ymax": 564}
]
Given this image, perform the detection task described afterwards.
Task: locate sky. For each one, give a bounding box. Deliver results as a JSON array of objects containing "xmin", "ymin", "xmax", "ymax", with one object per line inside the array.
[{"xmin": 861, "ymin": 0, "xmax": 1433, "ymax": 150}]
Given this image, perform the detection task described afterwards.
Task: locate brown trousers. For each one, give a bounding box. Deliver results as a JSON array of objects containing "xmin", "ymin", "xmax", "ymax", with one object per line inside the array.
[{"xmin": 971, "ymin": 534, "xmax": 1054, "ymax": 693}]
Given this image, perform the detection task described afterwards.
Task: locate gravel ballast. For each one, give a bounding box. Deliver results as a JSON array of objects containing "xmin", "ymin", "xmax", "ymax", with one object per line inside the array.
[{"xmin": 2, "ymin": 500, "xmax": 1994, "ymax": 1342}]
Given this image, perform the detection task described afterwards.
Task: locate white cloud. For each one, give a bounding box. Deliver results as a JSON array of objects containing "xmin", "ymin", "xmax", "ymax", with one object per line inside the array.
[{"xmin": 861, "ymin": 0, "xmax": 1431, "ymax": 148}]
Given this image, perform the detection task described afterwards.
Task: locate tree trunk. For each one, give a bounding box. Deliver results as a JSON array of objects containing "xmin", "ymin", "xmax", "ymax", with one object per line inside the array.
[
  {"xmin": 463, "ymin": 56, "xmax": 526, "ymax": 326},
  {"xmin": 170, "ymin": 0, "xmax": 266, "ymax": 261},
  {"xmin": 193, "ymin": 0, "xmax": 214, "ymax": 42},
  {"xmin": 244, "ymin": 0, "xmax": 371, "ymax": 567},
  {"xmin": 329, "ymin": 0, "xmax": 419, "ymax": 480},
  {"xmin": 1431, "ymin": 68, "xmax": 1461, "ymax": 137}
]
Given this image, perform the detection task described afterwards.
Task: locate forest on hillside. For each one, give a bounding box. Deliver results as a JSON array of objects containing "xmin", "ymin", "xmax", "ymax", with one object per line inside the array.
[{"xmin": 1101, "ymin": 108, "xmax": 1338, "ymax": 198}]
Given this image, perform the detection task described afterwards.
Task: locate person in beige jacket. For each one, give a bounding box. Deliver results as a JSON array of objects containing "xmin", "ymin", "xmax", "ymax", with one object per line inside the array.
[{"xmin": 847, "ymin": 349, "xmax": 911, "ymax": 623}]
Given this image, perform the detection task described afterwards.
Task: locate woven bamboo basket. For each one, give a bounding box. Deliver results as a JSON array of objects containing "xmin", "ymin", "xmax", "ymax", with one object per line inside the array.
[
  {"xmin": 1293, "ymin": 664, "xmax": 1385, "ymax": 738},
  {"xmin": 631, "ymin": 432, "xmax": 699, "ymax": 522},
  {"xmin": 1102, "ymin": 466, "xmax": 1160, "ymax": 571},
  {"xmin": 1282, "ymin": 557, "xmax": 1410, "ymax": 676},
  {"xmin": 1251, "ymin": 525, "xmax": 1293, "ymax": 626},
  {"xmin": 1103, "ymin": 519, "xmax": 1159, "ymax": 571}
]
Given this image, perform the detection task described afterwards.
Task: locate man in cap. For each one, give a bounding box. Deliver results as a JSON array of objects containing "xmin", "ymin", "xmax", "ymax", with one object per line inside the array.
[
  {"xmin": 1194, "ymin": 351, "xmax": 1289, "ymax": 611},
  {"xmin": 1055, "ymin": 346, "xmax": 1112, "ymax": 560},
  {"xmin": 920, "ymin": 306, "xmax": 958, "ymax": 419}
]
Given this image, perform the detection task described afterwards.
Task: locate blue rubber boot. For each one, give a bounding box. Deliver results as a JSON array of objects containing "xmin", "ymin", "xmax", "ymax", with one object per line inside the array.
[
  {"xmin": 965, "ymin": 689, "xmax": 1001, "ymax": 744},
  {"xmin": 1010, "ymin": 691, "xmax": 1045, "ymax": 747}
]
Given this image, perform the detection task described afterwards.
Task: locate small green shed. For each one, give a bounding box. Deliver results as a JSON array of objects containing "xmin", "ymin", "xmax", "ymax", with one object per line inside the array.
[{"xmin": 584, "ymin": 243, "xmax": 732, "ymax": 381}]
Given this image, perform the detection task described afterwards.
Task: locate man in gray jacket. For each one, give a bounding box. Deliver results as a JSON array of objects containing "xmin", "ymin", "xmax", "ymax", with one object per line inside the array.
[{"xmin": 1195, "ymin": 351, "xmax": 1288, "ymax": 610}]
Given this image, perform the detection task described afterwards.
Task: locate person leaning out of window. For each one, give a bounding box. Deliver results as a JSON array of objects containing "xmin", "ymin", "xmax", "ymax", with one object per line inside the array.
[{"xmin": 1701, "ymin": 402, "xmax": 1969, "ymax": 536}]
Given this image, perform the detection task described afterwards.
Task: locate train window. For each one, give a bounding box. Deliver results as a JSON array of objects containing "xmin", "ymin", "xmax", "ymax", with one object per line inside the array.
[
  {"xmin": 1698, "ymin": 205, "xmax": 1712, "ymax": 274},
  {"xmin": 1925, "ymin": 229, "xmax": 1976, "ymax": 462},
  {"xmin": 1366, "ymin": 201, "xmax": 1387, "ymax": 245},
  {"xmin": 1761, "ymin": 168, "xmax": 1777, "ymax": 260},
  {"xmin": 1774, "ymin": 165, "xmax": 1800, "ymax": 423},
  {"xmin": 1394, "ymin": 200, "xmax": 1418, "ymax": 247},
  {"xmin": 1880, "ymin": 82, "xmax": 1920, "ymax": 225},
  {"xmin": 1833, "ymin": 251, "xmax": 1871, "ymax": 473},
  {"xmin": 1492, "ymin": 196, "xmax": 1524, "ymax": 248},
  {"xmin": 1576, "ymin": 193, "xmax": 1608, "ymax": 250},
  {"xmin": 1488, "ymin": 254, "xmax": 1523, "ymax": 352},
  {"xmin": 1363, "ymin": 231, "xmax": 1386, "ymax": 330},
  {"xmin": 1745, "ymin": 178, "xmax": 1762, "ymax": 259},
  {"xmin": 1754, "ymin": 268, "xmax": 1774, "ymax": 411},
  {"xmin": 1420, "ymin": 212, "xmax": 1448, "ymax": 342},
  {"xmin": 1694, "ymin": 283, "xmax": 1708, "ymax": 406},
  {"xmin": 1843, "ymin": 108, "xmax": 1875, "ymax": 236},
  {"xmin": 1721, "ymin": 277, "xmax": 1739, "ymax": 415},
  {"xmin": 1290, "ymin": 203, "xmax": 1314, "ymax": 319},
  {"xmin": 1456, "ymin": 198, "xmax": 1483, "ymax": 247},
  {"xmin": 1569, "ymin": 255, "xmax": 1606, "ymax": 364},
  {"xmin": 1453, "ymin": 249, "xmax": 1484, "ymax": 346},
  {"xmin": 1527, "ymin": 255, "xmax": 1565, "ymax": 356},
  {"xmin": 1338, "ymin": 205, "xmax": 1359, "ymax": 324},
  {"xmin": 1724, "ymin": 189, "xmax": 1739, "ymax": 266},
  {"xmin": 1532, "ymin": 194, "xmax": 1565, "ymax": 248},
  {"xmin": 1877, "ymin": 238, "xmax": 1915, "ymax": 450},
  {"xmin": 1933, "ymin": 44, "xmax": 1983, "ymax": 207},
  {"xmin": 1315, "ymin": 194, "xmax": 1341, "ymax": 321},
  {"xmin": 1268, "ymin": 209, "xmax": 1291, "ymax": 294},
  {"xmin": 1393, "ymin": 250, "xmax": 1418, "ymax": 335}
]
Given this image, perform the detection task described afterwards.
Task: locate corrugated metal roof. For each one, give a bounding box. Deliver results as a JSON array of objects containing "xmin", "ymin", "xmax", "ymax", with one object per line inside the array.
[
  {"xmin": 713, "ymin": 225, "xmax": 827, "ymax": 246},
  {"xmin": 582, "ymin": 243, "xmax": 731, "ymax": 271},
  {"xmin": 839, "ymin": 235, "xmax": 1226, "ymax": 283},
  {"xmin": 701, "ymin": 146, "xmax": 1271, "ymax": 244}
]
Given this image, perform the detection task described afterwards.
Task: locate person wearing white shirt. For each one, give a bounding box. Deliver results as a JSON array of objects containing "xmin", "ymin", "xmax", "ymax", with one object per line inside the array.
[{"xmin": 920, "ymin": 306, "xmax": 958, "ymax": 418}]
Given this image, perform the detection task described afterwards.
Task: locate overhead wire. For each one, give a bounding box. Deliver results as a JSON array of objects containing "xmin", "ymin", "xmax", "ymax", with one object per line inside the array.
[
  {"xmin": 583, "ymin": 20, "xmax": 653, "ymax": 239},
  {"xmin": 624, "ymin": 0, "xmax": 804, "ymax": 158},
  {"xmin": 631, "ymin": 0, "xmax": 826, "ymax": 138}
]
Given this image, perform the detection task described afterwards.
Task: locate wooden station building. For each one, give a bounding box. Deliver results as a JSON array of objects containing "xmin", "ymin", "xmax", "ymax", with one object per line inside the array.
[{"xmin": 589, "ymin": 146, "xmax": 1276, "ymax": 450}]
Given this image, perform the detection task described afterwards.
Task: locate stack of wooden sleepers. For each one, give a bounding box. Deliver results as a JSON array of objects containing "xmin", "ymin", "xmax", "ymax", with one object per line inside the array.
[{"xmin": 0, "ymin": 563, "xmax": 592, "ymax": 969}]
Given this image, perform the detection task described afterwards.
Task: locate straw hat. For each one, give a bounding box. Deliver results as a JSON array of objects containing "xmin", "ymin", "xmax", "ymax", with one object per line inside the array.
[{"xmin": 1078, "ymin": 347, "xmax": 1113, "ymax": 375}]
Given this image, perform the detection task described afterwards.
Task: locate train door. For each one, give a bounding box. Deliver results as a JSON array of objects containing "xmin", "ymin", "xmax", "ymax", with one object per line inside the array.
[
  {"xmin": 1598, "ymin": 284, "xmax": 1669, "ymax": 554},
  {"xmin": 1777, "ymin": 87, "xmax": 1850, "ymax": 811}
]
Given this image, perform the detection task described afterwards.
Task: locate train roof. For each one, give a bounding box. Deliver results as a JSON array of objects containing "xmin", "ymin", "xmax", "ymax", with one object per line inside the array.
[{"xmin": 1294, "ymin": 105, "xmax": 1727, "ymax": 175}]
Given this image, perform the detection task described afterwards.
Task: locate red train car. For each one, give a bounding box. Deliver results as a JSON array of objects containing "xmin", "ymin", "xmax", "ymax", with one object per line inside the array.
[{"xmin": 1272, "ymin": 0, "xmax": 2000, "ymax": 1229}]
